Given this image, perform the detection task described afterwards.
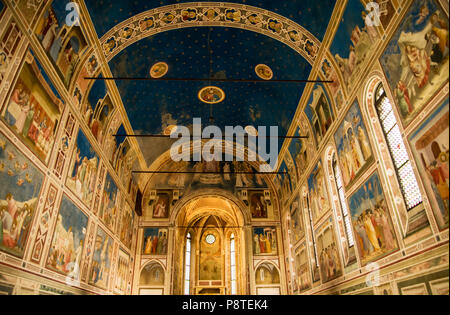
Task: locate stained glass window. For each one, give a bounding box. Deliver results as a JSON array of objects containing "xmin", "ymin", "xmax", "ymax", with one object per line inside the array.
[{"xmin": 374, "ymin": 85, "xmax": 422, "ymax": 210}]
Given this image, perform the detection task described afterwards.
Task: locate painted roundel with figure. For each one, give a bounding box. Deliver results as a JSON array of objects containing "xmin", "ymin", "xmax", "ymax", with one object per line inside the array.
[
  {"xmin": 198, "ymin": 86, "xmax": 226, "ymax": 104},
  {"xmin": 255, "ymin": 64, "xmax": 273, "ymax": 80},
  {"xmin": 150, "ymin": 62, "xmax": 169, "ymax": 78}
]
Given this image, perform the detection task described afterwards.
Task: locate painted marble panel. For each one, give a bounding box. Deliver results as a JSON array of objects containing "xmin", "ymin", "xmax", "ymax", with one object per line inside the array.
[
  {"xmin": 380, "ymin": 0, "xmax": 448, "ymax": 126},
  {"xmin": 348, "ymin": 171, "xmax": 398, "ymax": 266},
  {"xmin": 334, "ymin": 100, "xmax": 373, "ymax": 189},
  {"xmin": 409, "ymin": 98, "xmax": 449, "ymax": 230},
  {"xmin": 0, "ymin": 132, "xmax": 44, "ymax": 258}
]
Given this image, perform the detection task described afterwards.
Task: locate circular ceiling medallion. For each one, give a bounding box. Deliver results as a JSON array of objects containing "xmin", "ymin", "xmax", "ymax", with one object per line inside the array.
[
  {"xmin": 198, "ymin": 86, "xmax": 226, "ymax": 104},
  {"xmin": 245, "ymin": 126, "xmax": 258, "ymax": 136},
  {"xmin": 255, "ymin": 64, "xmax": 273, "ymax": 80},
  {"xmin": 205, "ymin": 234, "xmax": 216, "ymax": 245},
  {"xmin": 163, "ymin": 125, "xmax": 178, "ymax": 136},
  {"xmin": 150, "ymin": 62, "xmax": 169, "ymax": 78}
]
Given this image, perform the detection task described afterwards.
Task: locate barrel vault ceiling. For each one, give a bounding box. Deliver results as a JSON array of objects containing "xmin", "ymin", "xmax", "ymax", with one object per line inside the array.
[{"xmin": 77, "ymin": 0, "xmax": 341, "ymax": 172}]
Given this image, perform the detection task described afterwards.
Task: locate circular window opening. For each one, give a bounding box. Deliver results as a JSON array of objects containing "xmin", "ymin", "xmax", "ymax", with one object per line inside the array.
[{"xmin": 205, "ymin": 234, "xmax": 216, "ymax": 244}]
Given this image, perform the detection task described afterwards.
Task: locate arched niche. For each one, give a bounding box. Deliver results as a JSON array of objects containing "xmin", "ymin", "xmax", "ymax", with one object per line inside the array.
[
  {"xmin": 255, "ymin": 262, "xmax": 280, "ymax": 285},
  {"xmin": 254, "ymin": 261, "xmax": 282, "ymax": 295},
  {"xmin": 139, "ymin": 261, "xmax": 165, "ymax": 286}
]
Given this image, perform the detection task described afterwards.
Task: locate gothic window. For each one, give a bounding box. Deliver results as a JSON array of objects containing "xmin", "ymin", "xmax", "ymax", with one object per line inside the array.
[
  {"xmin": 374, "ymin": 84, "xmax": 422, "ymax": 211},
  {"xmin": 332, "ymin": 155, "xmax": 355, "ymax": 247},
  {"xmin": 184, "ymin": 233, "xmax": 191, "ymax": 295},
  {"xmin": 230, "ymin": 234, "xmax": 237, "ymax": 295}
]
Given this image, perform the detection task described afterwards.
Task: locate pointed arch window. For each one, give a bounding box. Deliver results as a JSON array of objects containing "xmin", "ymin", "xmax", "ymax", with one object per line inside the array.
[
  {"xmin": 306, "ymin": 195, "xmax": 319, "ymax": 268},
  {"xmin": 230, "ymin": 233, "xmax": 237, "ymax": 295},
  {"xmin": 374, "ymin": 84, "xmax": 422, "ymax": 210},
  {"xmin": 184, "ymin": 233, "xmax": 191, "ymax": 295},
  {"xmin": 332, "ymin": 155, "xmax": 355, "ymax": 247}
]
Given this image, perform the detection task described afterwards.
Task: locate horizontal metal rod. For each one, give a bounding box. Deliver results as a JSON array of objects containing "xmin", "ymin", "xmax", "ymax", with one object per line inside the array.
[
  {"xmin": 113, "ymin": 134, "xmax": 308, "ymax": 139},
  {"xmin": 84, "ymin": 77, "xmax": 333, "ymax": 84},
  {"xmin": 132, "ymin": 171, "xmax": 286, "ymax": 175},
  {"xmin": 178, "ymin": 227, "xmax": 244, "ymax": 229}
]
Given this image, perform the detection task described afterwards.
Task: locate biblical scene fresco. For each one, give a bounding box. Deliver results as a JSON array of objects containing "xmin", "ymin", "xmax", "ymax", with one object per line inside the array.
[
  {"xmin": 249, "ymin": 190, "xmax": 269, "ymax": 219},
  {"xmin": 46, "ymin": 195, "xmax": 88, "ymax": 278},
  {"xmin": 315, "ymin": 217, "xmax": 343, "ymax": 283},
  {"xmin": 114, "ymin": 249, "xmax": 130, "ymax": 294},
  {"xmin": 331, "ymin": 0, "xmax": 381, "ymax": 89},
  {"xmin": 334, "ymin": 100, "xmax": 373, "ymax": 189},
  {"xmin": 35, "ymin": 0, "xmax": 89, "ymax": 87},
  {"xmin": 152, "ymin": 192, "xmax": 170, "ymax": 219},
  {"xmin": 148, "ymin": 160, "xmax": 268, "ymax": 193},
  {"xmin": 119, "ymin": 201, "xmax": 135, "ymax": 249},
  {"xmin": 307, "ymin": 161, "xmax": 331, "ymax": 224},
  {"xmin": 290, "ymin": 195, "xmax": 304, "ymax": 244},
  {"xmin": 294, "ymin": 243, "xmax": 312, "ymax": 292},
  {"xmin": 89, "ymin": 226, "xmax": 113, "ymax": 290},
  {"xmin": 1, "ymin": 50, "xmax": 62, "ymax": 165},
  {"xmin": 348, "ymin": 171, "xmax": 398, "ymax": 266},
  {"xmin": 288, "ymin": 127, "xmax": 310, "ymax": 178},
  {"xmin": 99, "ymin": 172, "xmax": 119, "ymax": 232},
  {"xmin": 142, "ymin": 228, "xmax": 168, "ymax": 255},
  {"xmin": 253, "ymin": 227, "xmax": 277, "ymax": 256},
  {"xmin": 409, "ymin": 99, "xmax": 449, "ymax": 230},
  {"xmin": 66, "ymin": 129, "xmax": 99, "ymax": 208},
  {"xmin": 305, "ymin": 83, "xmax": 334, "ymax": 146},
  {"xmin": 380, "ymin": 0, "xmax": 448, "ymax": 126},
  {"xmin": 0, "ymin": 132, "xmax": 44, "ymax": 258},
  {"xmin": 199, "ymin": 230, "xmax": 222, "ymax": 281}
]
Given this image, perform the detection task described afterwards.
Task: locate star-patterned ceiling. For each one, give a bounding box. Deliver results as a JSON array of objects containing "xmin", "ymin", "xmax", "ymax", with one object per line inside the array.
[
  {"xmin": 82, "ymin": 0, "xmax": 337, "ymax": 167},
  {"xmin": 108, "ymin": 27, "xmax": 312, "ymax": 165}
]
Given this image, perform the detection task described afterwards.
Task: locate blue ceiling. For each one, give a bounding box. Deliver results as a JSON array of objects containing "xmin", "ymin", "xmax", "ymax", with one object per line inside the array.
[
  {"xmin": 84, "ymin": 0, "xmax": 336, "ymax": 40},
  {"xmin": 108, "ymin": 27, "xmax": 312, "ymax": 165},
  {"xmin": 80, "ymin": 0, "xmax": 338, "ymax": 167}
]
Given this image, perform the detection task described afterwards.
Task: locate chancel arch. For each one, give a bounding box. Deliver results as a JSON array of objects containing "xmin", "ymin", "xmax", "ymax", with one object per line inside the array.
[
  {"xmin": 138, "ymin": 260, "xmax": 166, "ymax": 295},
  {"xmin": 170, "ymin": 191, "xmax": 249, "ymax": 295},
  {"xmin": 254, "ymin": 261, "xmax": 281, "ymax": 295}
]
